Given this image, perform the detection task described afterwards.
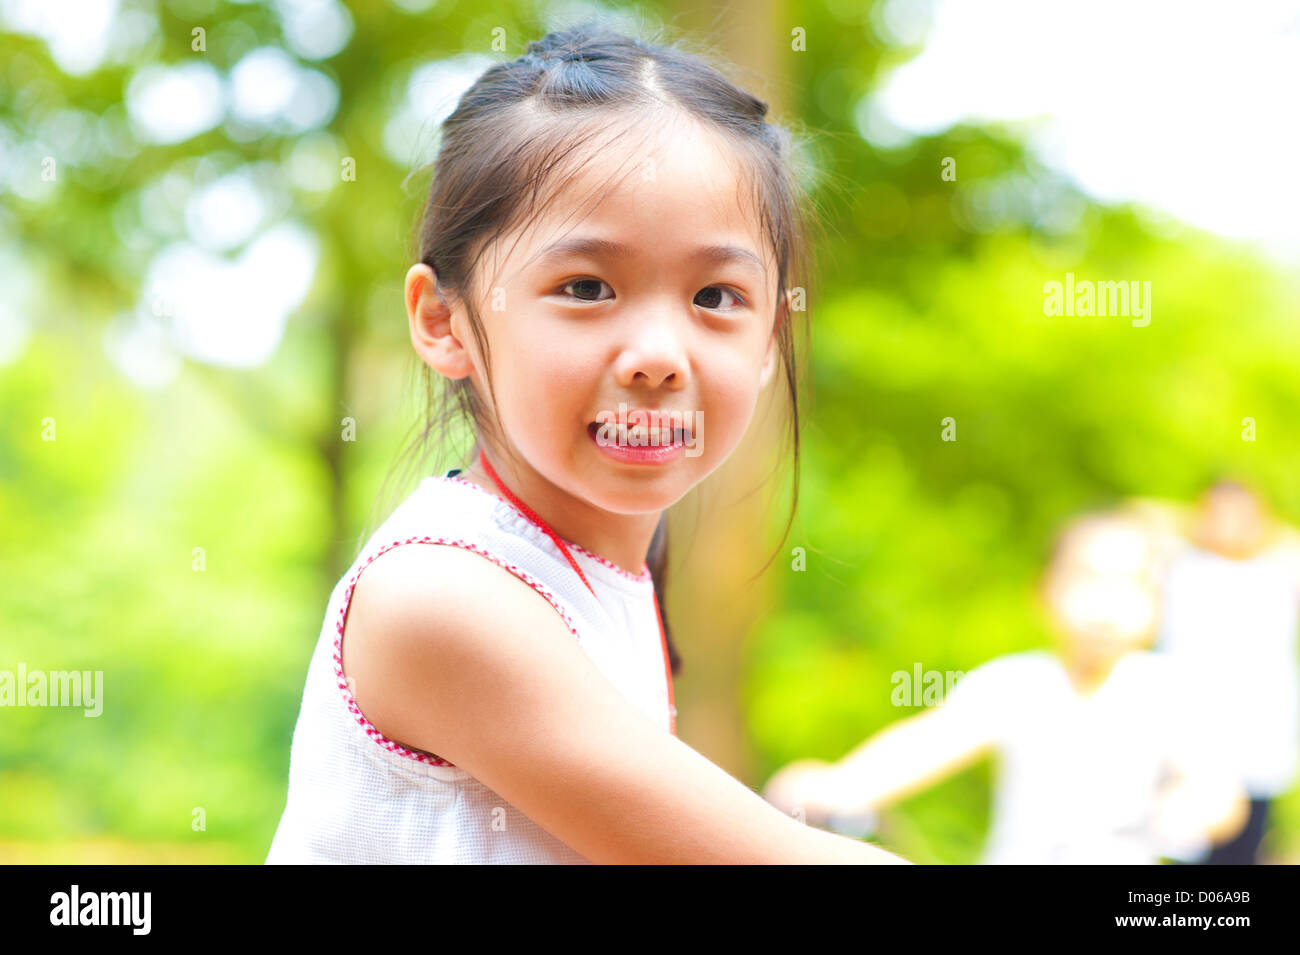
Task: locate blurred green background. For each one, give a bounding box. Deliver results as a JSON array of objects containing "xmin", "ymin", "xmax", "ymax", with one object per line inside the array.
[{"xmin": 3, "ymin": 0, "xmax": 1298, "ymax": 864}]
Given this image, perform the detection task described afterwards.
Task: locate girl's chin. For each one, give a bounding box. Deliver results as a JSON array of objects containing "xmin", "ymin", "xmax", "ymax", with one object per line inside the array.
[{"xmin": 570, "ymin": 472, "xmax": 689, "ymax": 514}]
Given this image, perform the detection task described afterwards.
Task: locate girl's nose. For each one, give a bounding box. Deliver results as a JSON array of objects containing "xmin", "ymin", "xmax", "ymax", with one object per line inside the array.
[{"xmin": 614, "ymin": 315, "xmax": 689, "ymax": 390}]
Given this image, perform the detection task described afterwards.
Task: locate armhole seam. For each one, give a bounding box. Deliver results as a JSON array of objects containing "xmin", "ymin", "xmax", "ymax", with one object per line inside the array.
[{"xmin": 333, "ymin": 535, "xmax": 584, "ymax": 770}]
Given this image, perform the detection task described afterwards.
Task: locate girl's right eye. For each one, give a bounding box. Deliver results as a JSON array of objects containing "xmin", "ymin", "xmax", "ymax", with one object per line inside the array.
[{"xmin": 560, "ymin": 278, "xmax": 613, "ymax": 302}]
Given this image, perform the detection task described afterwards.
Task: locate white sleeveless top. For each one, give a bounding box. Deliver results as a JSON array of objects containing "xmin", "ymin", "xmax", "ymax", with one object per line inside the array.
[
  {"xmin": 265, "ymin": 470, "xmax": 676, "ymax": 864},
  {"xmin": 941, "ymin": 650, "xmax": 1213, "ymax": 864},
  {"xmin": 1156, "ymin": 544, "xmax": 1300, "ymax": 796}
]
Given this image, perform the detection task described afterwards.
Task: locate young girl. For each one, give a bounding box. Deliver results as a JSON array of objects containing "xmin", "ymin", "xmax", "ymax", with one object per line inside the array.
[{"xmin": 265, "ymin": 22, "xmax": 909, "ymax": 865}]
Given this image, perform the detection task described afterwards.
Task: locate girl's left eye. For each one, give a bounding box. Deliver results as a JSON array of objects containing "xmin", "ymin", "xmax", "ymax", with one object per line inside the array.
[
  {"xmin": 694, "ymin": 286, "xmax": 745, "ymax": 310},
  {"xmin": 560, "ymin": 278, "xmax": 613, "ymax": 302}
]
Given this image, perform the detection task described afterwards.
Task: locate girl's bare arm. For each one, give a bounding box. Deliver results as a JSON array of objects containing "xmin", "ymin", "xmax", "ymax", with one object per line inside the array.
[{"xmin": 341, "ymin": 543, "xmax": 911, "ymax": 865}]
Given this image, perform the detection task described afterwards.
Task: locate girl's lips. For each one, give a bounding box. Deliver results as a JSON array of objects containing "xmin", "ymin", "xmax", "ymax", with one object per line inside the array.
[{"xmin": 587, "ymin": 420, "xmax": 686, "ymax": 464}]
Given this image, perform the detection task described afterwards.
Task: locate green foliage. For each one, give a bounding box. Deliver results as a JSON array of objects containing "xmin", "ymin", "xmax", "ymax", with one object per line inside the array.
[
  {"xmin": 2, "ymin": 0, "xmax": 1297, "ymax": 863},
  {"xmin": 742, "ymin": 0, "xmax": 1300, "ymax": 862}
]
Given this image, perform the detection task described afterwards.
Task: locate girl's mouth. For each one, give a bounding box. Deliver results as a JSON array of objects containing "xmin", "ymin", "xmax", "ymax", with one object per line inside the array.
[{"xmin": 587, "ymin": 420, "xmax": 687, "ymax": 465}]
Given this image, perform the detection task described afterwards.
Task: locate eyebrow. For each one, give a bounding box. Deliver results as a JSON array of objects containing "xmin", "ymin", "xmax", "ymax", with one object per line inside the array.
[{"xmin": 533, "ymin": 235, "xmax": 768, "ymax": 278}]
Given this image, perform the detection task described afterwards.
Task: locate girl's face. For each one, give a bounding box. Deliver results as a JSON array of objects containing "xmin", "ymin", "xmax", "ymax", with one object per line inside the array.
[
  {"xmin": 444, "ymin": 119, "xmax": 782, "ymax": 516},
  {"xmin": 1045, "ymin": 523, "xmax": 1158, "ymax": 660},
  {"xmin": 1196, "ymin": 487, "xmax": 1267, "ymax": 558}
]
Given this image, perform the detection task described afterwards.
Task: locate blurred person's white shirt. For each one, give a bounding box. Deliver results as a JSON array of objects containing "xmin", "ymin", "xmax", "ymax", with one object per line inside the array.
[
  {"xmin": 1155, "ymin": 544, "xmax": 1300, "ymax": 798},
  {"xmin": 939, "ymin": 649, "xmax": 1212, "ymax": 864}
]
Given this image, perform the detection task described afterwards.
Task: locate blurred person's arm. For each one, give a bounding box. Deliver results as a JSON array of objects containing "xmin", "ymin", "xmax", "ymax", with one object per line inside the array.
[
  {"xmin": 1149, "ymin": 756, "xmax": 1250, "ymax": 859},
  {"xmin": 763, "ymin": 663, "xmax": 1004, "ymax": 825}
]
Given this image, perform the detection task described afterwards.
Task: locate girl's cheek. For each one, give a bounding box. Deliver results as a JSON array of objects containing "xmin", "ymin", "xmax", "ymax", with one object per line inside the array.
[
  {"xmin": 710, "ymin": 359, "xmax": 761, "ymax": 408},
  {"xmin": 697, "ymin": 380, "xmax": 756, "ymax": 453},
  {"xmin": 512, "ymin": 336, "xmax": 589, "ymax": 388}
]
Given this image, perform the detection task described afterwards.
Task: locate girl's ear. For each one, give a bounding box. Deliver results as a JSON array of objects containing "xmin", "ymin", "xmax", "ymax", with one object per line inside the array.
[{"xmin": 406, "ymin": 263, "xmax": 474, "ymax": 379}]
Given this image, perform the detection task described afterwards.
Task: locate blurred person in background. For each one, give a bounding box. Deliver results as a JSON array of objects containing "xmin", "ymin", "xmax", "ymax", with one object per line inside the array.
[
  {"xmin": 1155, "ymin": 480, "xmax": 1300, "ymax": 864},
  {"xmin": 762, "ymin": 509, "xmax": 1250, "ymax": 864}
]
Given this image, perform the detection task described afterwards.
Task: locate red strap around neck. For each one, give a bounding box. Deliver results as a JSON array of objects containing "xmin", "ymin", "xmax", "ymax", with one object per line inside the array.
[
  {"xmin": 474, "ymin": 452, "xmax": 677, "ymax": 737},
  {"xmin": 477, "ymin": 453, "xmax": 597, "ymax": 600}
]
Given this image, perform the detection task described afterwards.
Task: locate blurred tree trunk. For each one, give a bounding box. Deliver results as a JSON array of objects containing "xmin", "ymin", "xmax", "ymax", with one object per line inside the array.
[{"xmin": 664, "ymin": 0, "xmax": 789, "ymax": 787}]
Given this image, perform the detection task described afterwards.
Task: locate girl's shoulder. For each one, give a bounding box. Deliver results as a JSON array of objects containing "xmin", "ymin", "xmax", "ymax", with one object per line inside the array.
[
  {"xmin": 344, "ymin": 463, "xmax": 593, "ymax": 650},
  {"xmin": 338, "ymin": 529, "xmax": 586, "ymax": 766},
  {"xmin": 348, "ymin": 539, "xmax": 571, "ymax": 647},
  {"xmin": 353, "ymin": 470, "xmax": 587, "ymax": 627},
  {"xmin": 348, "ymin": 463, "xmax": 586, "ymax": 636}
]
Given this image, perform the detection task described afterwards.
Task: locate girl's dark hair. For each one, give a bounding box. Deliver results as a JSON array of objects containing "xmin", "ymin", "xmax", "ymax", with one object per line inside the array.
[{"xmin": 372, "ymin": 20, "xmax": 818, "ymax": 676}]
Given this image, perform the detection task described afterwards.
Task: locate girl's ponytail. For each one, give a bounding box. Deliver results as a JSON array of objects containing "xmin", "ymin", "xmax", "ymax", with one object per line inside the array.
[{"xmin": 646, "ymin": 511, "xmax": 681, "ymax": 674}]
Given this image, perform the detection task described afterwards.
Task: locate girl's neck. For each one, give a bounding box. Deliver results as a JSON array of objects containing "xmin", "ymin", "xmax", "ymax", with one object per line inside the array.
[{"xmin": 458, "ymin": 452, "xmax": 659, "ymax": 578}]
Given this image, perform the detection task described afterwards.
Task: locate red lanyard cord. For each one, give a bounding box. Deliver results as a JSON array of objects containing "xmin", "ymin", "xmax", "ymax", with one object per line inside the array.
[
  {"xmin": 474, "ymin": 452, "xmax": 677, "ymax": 737},
  {"xmin": 478, "ymin": 453, "xmax": 597, "ymax": 599}
]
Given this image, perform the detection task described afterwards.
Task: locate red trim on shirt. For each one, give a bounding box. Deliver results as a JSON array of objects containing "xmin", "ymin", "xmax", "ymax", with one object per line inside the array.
[
  {"xmin": 478, "ymin": 453, "xmax": 598, "ymax": 599},
  {"xmin": 444, "ymin": 474, "xmax": 653, "ymax": 583},
  {"xmin": 468, "ymin": 455, "xmax": 677, "ymax": 737},
  {"xmin": 333, "ymin": 535, "xmax": 584, "ymax": 769}
]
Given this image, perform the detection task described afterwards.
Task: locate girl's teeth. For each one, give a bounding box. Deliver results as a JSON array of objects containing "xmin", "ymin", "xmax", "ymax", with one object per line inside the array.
[{"xmin": 608, "ymin": 423, "xmax": 681, "ymax": 445}]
